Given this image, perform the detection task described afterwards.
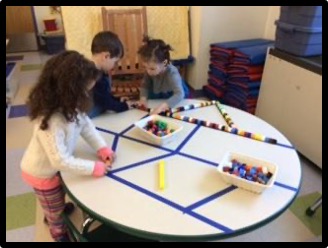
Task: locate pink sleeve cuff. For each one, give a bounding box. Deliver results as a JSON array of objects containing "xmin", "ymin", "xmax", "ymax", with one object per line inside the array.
[
  {"xmin": 93, "ymin": 161, "xmax": 106, "ymax": 177},
  {"xmin": 97, "ymin": 147, "xmax": 114, "ymax": 161}
]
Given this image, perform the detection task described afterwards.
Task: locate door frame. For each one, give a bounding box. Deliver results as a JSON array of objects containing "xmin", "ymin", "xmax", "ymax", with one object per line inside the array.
[{"xmin": 30, "ymin": 6, "xmax": 41, "ymax": 50}]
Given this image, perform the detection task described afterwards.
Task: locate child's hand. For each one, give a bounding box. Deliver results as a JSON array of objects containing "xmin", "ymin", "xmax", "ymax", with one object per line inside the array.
[
  {"xmin": 93, "ymin": 161, "xmax": 109, "ymax": 177},
  {"xmin": 120, "ymin": 96, "xmax": 130, "ymax": 102},
  {"xmin": 97, "ymin": 147, "xmax": 115, "ymax": 164},
  {"xmin": 106, "ymin": 152, "xmax": 116, "ymax": 169},
  {"xmin": 150, "ymin": 102, "xmax": 169, "ymax": 115},
  {"xmin": 126, "ymin": 100, "xmax": 137, "ymax": 109},
  {"xmin": 93, "ymin": 149, "xmax": 116, "ymax": 177},
  {"xmin": 130, "ymin": 99, "xmax": 148, "ymax": 111},
  {"xmin": 137, "ymin": 97, "xmax": 148, "ymax": 109},
  {"xmin": 105, "ymin": 153, "xmax": 116, "ymax": 166},
  {"xmin": 104, "ymin": 156, "xmax": 115, "ymax": 173}
]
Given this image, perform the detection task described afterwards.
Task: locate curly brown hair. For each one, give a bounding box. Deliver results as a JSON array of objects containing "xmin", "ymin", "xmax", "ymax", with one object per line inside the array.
[
  {"xmin": 27, "ymin": 50, "xmax": 101, "ymax": 130},
  {"xmin": 137, "ymin": 35, "xmax": 173, "ymax": 64}
]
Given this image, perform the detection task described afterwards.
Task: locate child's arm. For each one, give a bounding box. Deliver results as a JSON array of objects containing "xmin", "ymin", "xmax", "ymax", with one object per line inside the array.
[
  {"xmin": 37, "ymin": 119, "xmax": 108, "ymax": 176},
  {"xmin": 166, "ymin": 71, "xmax": 185, "ymax": 108},
  {"xmin": 150, "ymin": 102, "xmax": 169, "ymax": 115},
  {"xmin": 94, "ymin": 90, "xmax": 129, "ymax": 113},
  {"xmin": 80, "ymin": 114, "xmax": 107, "ymax": 150},
  {"xmin": 93, "ymin": 78, "xmax": 129, "ymax": 113},
  {"xmin": 139, "ymin": 74, "xmax": 151, "ymax": 102},
  {"xmin": 81, "ymin": 115, "xmax": 115, "ymax": 163},
  {"xmin": 151, "ymin": 68, "xmax": 184, "ymax": 115}
]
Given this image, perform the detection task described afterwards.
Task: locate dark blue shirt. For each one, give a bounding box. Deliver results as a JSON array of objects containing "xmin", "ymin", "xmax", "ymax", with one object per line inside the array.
[{"xmin": 92, "ymin": 73, "xmax": 129, "ymax": 113}]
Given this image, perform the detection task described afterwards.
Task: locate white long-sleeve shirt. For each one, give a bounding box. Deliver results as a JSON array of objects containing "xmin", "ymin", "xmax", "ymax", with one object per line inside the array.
[{"xmin": 21, "ymin": 112, "xmax": 106, "ymax": 181}]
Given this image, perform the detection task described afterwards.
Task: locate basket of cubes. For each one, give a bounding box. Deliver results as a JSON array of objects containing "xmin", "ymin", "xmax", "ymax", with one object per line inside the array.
[
  {"xmin": 134, "ymin": 115, "xmax": 183, "ymax": 146},
  {"xmin": 217, "ymin": 151, "xmax": 278, "ymax": 193}
]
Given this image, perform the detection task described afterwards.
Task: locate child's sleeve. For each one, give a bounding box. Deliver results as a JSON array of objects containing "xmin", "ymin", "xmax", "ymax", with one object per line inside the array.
[
  {"xmin": 93, "ymin": 85, "xmax": 129, "ymax": 113},
  {"xmin": 37, "ymin": 120, "xmax": 97, "ymax": 175},
  {"xmin": 166, "ymin": 71, "xmax": 185, "ymax": 107},
  {"xmin": 139, "ymin": 74, "xmax": 151, "ymax": 99},
  {"xmin": 80, "ymin": 115, "xmax": 107, "ymax": 151},
  {"xmin": 93, "ymin": 76, "xmax": 128, "ymax": 113}
]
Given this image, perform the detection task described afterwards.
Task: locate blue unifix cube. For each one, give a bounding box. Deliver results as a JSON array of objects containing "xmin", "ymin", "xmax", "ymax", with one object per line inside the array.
[
  {"xmin": 250, "ymin": 167, "xmax": 257, "ymax": 175},
  {"xmin": 239, "ymin": 168, "xmax": 246, "ymax": 177}
]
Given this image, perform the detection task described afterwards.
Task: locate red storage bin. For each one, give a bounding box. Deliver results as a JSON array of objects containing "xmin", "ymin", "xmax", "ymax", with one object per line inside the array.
[{"xmin": 43, "ymin": 19, "xmax": 57, "ymax": 32}]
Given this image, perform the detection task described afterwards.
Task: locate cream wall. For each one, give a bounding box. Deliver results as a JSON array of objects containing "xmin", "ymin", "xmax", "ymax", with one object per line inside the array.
[
  {"xmin": 60, "ymin": 6, "xmax": 281, "ymax": 90},
  {"xmin": 61, "ymin": 6, "xmax": 190, "ymax": 60},
  {"xmin": 33, "ymin": 6, "xmax": 63, "ymax": 33},
  {"xmin": 189, "ymin": 7, "xmax": 201, "ymax": 59},
  {"xmin": 33, "ymin": 6, "xmax": 63, "ymax": 45},
  {"xmin": 264, "ymin": 6, "xmax": 280, "ymax": 39},
  {"xmin": 188, "ymin": 6, "xmax": 277, "ymax": 90}
]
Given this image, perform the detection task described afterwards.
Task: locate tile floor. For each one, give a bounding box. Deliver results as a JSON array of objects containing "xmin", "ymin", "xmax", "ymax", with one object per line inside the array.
[{"xmin": 6, "ymin": 51, "xmax": 322, "ymax": 242}]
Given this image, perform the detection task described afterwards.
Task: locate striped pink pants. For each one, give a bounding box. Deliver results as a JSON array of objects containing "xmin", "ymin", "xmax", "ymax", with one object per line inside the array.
[{"xmin": 33, "ymin": 185, "xmax": 68, "ymax": 241}]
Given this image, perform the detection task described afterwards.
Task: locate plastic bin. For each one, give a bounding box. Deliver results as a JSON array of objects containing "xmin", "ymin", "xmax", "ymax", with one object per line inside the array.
[
  {"xmin": 134, "ymin": 115, "xmax": 183, "ymax": 146},
  {"xmin": 40, "ymin": 34, "xmax": 65, "ymax": 55},
  {"xmin": 279, "ymin": 6, "xmax": 322, "ymax": 27},
  {"xmin": 217, "ymin": 151, "xmax": 278, "ymax": 194},
  {"xmin": 275, "ymin": 20, "xmax": 322, "ymax": 56}
]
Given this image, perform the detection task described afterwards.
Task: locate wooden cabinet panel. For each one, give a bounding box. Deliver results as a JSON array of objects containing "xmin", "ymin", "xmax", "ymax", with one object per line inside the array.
[{"xmin": 6, "ymin": 6, "xmax": 35, "ymax": 35}]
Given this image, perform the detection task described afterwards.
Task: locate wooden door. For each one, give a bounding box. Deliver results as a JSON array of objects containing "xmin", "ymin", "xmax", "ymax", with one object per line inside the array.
[{"xmin": 6, "ymin": 6, "xmax": 35, "ymax": 35}]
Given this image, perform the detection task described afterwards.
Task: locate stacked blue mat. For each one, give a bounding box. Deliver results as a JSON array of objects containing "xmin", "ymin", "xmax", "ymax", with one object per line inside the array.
[{"xmin": 203, "ymin": 38, "xmax": 274, "ymax": 114}]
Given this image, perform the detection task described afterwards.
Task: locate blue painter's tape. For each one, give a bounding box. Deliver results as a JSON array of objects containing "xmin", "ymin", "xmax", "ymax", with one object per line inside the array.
[
  {"xmin": 186, "ymin": 210, "xmax": 234, "ymax": 234},
  {"xmin": 112, "ymin": 135, "xmax": 119, "ymax": 152},
  {"xmin": 96, "ymin": 127, "xmax": 119, "ymax": 136},
  {"xmin": 276, "ymin": 143, "xmax": 295, "ymax": 149},
  {"xmin": 185, "ymin": 185, "xmax": 237, "ymax": 211},
  {"xmin": 274, "ymin": 182, "xmax": 298, "ymax": 192},
  {"xmin": 109, "ymin": 173, "xmax": 233, "ymax": 233},
  {"xmin": 178, "ymin": 152, "xmax": 218, "ymax": 167},
  {"xmin": 111, "ymin": 153, "xmax": 172, "ymax": 174},
  {"xmin": 109, "ymin": 173, "xmax": 184, "ymax": 211},
  {"xmin": 119, "ymin": 124, "xmax": 135, "ymax": 136},
  {"xmin": 121, "ymin": 135, "xmax": 174, "ymax": 153},
  {"xmin": 176, "ymin": 124, "xmax": 201, "ymax": 152}
]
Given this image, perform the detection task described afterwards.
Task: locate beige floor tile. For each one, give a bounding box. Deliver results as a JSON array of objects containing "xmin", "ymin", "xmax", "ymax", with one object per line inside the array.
[
  {"xmin": 216, "ymin": 210, "xmax": 315, "ymax": 242},
  {"xmin": 6, "ymin": 149, "xmax": 33, "ymax": 197},
  {"xmin": 34, "ymin": 199, "xmax": 53, "ymax": 242},
  {"xmin": 6, "ymin": 117, "xmax": 34, "ymax": 150},
  {"xmin": 12, "ymin": 82, "xmax": 35, "ymax": 105},
  {"xmin": 252, "ymin": 210, "xmax": 315, "ymax": 242},
  {"xmin": 18, "ymin": 71, "xmax": 41, "ymax": 85},
  {"xmin": 6, "ymin": 225, "xmax": 35, "ymax": 242}
]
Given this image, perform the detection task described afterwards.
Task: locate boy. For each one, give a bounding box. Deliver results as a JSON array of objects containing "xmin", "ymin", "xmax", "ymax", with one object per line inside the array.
[{"xmin": 89, "ymin": 31, "xmax": 133, "ymax": 118}]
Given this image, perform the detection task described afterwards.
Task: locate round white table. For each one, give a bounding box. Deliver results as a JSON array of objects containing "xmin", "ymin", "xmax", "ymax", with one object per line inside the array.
[{"xmin": 61, "ymin": 99, "xmax": 301, "ymax": 241}]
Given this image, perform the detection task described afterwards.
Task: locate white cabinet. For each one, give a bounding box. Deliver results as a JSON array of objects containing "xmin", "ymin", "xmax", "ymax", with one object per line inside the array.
[{"xmin": 256, "ymin": 48, "xmax": 322, "ymax": 168}]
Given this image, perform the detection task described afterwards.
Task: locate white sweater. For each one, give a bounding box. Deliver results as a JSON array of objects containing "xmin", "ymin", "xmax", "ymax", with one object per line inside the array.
[{"xmin": 21, "ymin": 112, "xmax": 106, "ymax": 179}]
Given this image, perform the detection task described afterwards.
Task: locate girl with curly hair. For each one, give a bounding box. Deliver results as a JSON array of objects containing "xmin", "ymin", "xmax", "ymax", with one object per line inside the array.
[{"xmin": 21, "ymin": 50, "xmax": 115, "ymax": 242}]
